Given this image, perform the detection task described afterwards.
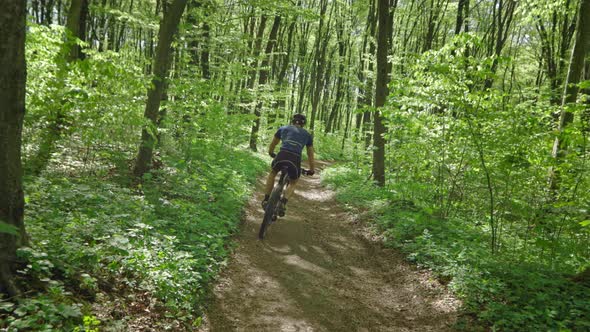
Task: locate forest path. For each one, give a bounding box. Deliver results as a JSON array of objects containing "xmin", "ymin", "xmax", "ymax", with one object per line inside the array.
[{"xmin": 203, "ymin": 161, "xmax": 459, "ymax": 331}]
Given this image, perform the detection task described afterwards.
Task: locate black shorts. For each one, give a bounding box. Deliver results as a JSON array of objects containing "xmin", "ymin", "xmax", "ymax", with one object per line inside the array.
[{"xmin": 271, "ymin": 150, "xmax": 302, "ymax": 180}]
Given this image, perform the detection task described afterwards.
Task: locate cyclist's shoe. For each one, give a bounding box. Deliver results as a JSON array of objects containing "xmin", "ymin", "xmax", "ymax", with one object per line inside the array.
[{"xmin": 278, "ymin": 198, "xmax": 288, "ymax": 217}]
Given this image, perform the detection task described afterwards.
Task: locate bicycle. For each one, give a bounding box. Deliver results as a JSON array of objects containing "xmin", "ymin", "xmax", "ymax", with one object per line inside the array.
[{"xmin": 258, "ymin": 166, "xmax": 311, "ymax": 240}]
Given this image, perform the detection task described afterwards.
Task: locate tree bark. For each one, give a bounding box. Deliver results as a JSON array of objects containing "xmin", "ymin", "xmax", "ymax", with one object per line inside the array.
[
  {"xmin": 249, "ymin": 15, "xmax": 281, "ymax": 151},
  {"xmin": 550, "ymin": 0, "xmax": 590, "ymax": 182},
  {"xmin": 373, "ymin": 0, "xmax": 394, "ymax": 186},
  {"xmin": 363, "ymin": 0, "xmax": 377, "ymax": 148},
  {"xmin": 326, "ymin": 17, "xmax": 346, "ymax": 133},
  {"xmin": 0, "ymin": 0, "xmax": 27, "ymax": 297},
  {"xmin": 483, "ymin": 0, "xmax": 516, "ymax": 90},
  {"xmin": 133, "ymin": 0, "xmax": 188, "ymax": 178},
  {"xmin": 66, "ymin": 0, "xmax": 89, "ymax": 61},
  {"xmin": 200, "ymin": 20, "xmax": 211, "ymax": 79},
  {"xmin": 28, "ymin": 0, "xmax": 89, "ymax": 176},
  {"xmin": 309, "ymin": 0, "xmax": 330, "ymax": 131},
  {"xmin": 454, "ymin": 0, "xmax": 469, "ymax": 35}
]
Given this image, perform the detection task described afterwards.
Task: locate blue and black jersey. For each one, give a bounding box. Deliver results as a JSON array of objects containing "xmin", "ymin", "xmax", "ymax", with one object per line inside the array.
[{"xmin": 275, "ymin": 125, "xmax": 313, "ymax": 156}]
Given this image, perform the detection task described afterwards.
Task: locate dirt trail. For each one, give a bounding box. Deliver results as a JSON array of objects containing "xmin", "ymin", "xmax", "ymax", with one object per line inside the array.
[{"xmin": 204, "ymin": 162, "xmax": 459, "ymax": 331}]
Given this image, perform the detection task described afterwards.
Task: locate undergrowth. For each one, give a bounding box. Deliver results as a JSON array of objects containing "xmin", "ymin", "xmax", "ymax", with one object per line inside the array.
[
  {"xmin": 322, "ymin": 165, "xmax": 590, "ymax": 332},
  {"xmin": 0, "ymin": 141, "xmax": 266, "ymax": 331}
]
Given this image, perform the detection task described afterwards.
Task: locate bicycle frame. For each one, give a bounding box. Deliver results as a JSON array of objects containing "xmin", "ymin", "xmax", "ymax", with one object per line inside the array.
[
  {"xmin": 258, "ymin": 167, "xmax": 290, "ymax": 239},
  {"xmin": 258, "ymin": 166, "xmax": 310, "ymax": 240}
]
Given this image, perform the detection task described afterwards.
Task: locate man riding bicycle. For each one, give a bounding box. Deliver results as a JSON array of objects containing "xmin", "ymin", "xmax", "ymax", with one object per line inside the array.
[{"xmin": 262, "ymin": 113, "xmax": 315, "ymax": 216}]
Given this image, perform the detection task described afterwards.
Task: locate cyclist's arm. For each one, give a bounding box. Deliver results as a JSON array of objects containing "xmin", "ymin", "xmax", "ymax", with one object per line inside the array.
[
  {"xmin": 307, "ymin": 145, "xmax": 315, "ymax": 172},
  {"xmin": 269, "ymin": 136, "xmax": 280, "ymax": 155}
]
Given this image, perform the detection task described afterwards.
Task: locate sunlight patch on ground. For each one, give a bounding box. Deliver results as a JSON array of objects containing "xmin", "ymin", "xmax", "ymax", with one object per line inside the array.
[
  {"xmin": 279, "ymin": 321, "xmax": 315, "ymax": 332},
  {"xmin": 267, "ymin": 244, "xmax": 292, "ymax": 254},
  {"xmin": 283, "ymin": 254, "xmax": 328, "ymax": 274},
  {"xmin": 431, "ymin": 296, "xmax": 461, "ymax": 313},
  {"xmin": 326, "ymin": 234, "xmax": 363, "ymax": 251},
  {"xmin": 310, "ymin": 246, "xmax": 327, "ymax": 255},
  {"xmin": 296, "ymin": 189, "xmax": 334, "ymax": 202},
  {"xmin": 348, "ymin": 265, "xmax": 371, "ymax": 278}
]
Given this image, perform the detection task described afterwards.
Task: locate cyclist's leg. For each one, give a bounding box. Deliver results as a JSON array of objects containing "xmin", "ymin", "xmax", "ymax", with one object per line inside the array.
[
  {"xmin": 284, "ymin": 179, "xmax": 298, "ymax": 200},
  {"xmin": 281, "ymin": 162, "xmax": 300, "ymax": 206},
  {"xmin": 264, "ymin": 169, "xmax": 279, "ymax": 197}
]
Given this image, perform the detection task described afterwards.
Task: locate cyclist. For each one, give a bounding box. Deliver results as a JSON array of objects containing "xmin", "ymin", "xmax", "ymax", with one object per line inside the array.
[{"xmin": 262, "ymin": 113, "xmax": 315, "ymax": 216}]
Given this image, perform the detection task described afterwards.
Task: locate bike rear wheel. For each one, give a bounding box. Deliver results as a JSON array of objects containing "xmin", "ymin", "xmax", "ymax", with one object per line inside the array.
[
  {"xmin": 259, "ymin": 169, "xmax": 290, "ymax": 240},
  {"xmin": 259, "ymin": 183, "xmax": 282, "ymax": 239}
]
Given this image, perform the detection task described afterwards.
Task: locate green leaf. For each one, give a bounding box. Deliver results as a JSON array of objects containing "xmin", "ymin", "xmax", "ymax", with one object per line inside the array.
[
  {"xmin": 579, "ymin": 220, "xmax": 590, "ymax": 227},
  {"xmin": 0, "ymin": 222, "xmax": 18, "ymax": 235},
  {"xmin": 0, "ymin": 301, "xmax": 15, "ymax": 312},
  {"xmin": 57, "ymin": 304, "xmax": 82, "ymax": 318}
]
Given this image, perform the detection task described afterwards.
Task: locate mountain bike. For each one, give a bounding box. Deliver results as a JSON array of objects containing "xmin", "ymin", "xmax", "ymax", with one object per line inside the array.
[{"xmin": 258, "ymin": 166, "xmax": 310, "ymax": 240}]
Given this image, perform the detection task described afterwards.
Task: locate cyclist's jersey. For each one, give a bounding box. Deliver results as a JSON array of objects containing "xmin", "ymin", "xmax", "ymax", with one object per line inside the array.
[{"xmin": 275, "ymin": 125, "xmax": 313, "ymax": 156}]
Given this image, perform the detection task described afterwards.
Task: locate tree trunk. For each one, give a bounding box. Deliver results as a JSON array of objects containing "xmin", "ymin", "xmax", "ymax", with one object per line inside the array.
[
  {"xmin": 200, "ymin": 20, "xmax": 211, "ymax": 79},
  {"xmin": 373, "ymin": 0, "xmax": 393, "ymax": 186},
  {"xmin": 309, "ymin": 0, "xmax": 330, "ymax": 131},
  {"xmin": 241, "ymin": 15, "xmax": 267, "ymax": 115},
  {"xmin": 66, "ymin": 0, "xmax": 89, "ymax": 61},
  {"xmin": 550, "ymin": 0, "xmax": 590, "ymax": 189},
  {"xmin": 454, "ymin": 0, "xmax": 469, "ymax": 35},
  {"xmin": 483, "ymin": 0, "xmax": 516, "ymax": 90},
  {"xmin": 582, "ymin": 60, "xmax": 590, "ymax": 133},
  {"xmin": 28, "ymin": 0, "xmax": 89, "ymax": 175},
  {"xmin": 249, "ymin": 15, "xmax": 281, "ymax": 151},
  {"xmin": 326, "ymin": 17, "xmax": 346, "ymax": 133},
  {"xmin": 0, "ymin": 0, "xmax": 27, "ymax": 297},
  {"xmin": 363, "ymin": 0, "xmax": 377, "ymax": 148},
  {"xmin": 133, "ymin": 0, "xmax": 188, "ymax": 178}
]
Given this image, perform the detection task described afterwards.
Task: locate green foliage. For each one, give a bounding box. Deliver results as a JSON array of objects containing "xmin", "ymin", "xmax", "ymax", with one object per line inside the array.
[
  {"xmin": 1, "ymin": 140, "xmax": 266, "ymax": 330},
  {"xmin": 324, "ymin": 35, "xmax": 590, "ymax": 330},
  {"xmin": 24, "ymin": 22, "xmax": 148, "ymax": 173},
  {"xmin": 0, "ymin": 290, "xmax": 86, "ymax": 331},
  {"xmin": 323, "ymin": 165, "xmax": 590, "ymax": 331},
  {"xmin": 313, "ymin": 132, "xmax": 354, "ymax": 161}
]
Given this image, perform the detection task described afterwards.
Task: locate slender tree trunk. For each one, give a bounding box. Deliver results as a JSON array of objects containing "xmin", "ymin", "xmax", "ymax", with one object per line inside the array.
[
  {"xmin": 483, "ymin": 0, "xmax": 516, "ymax": 90},
  {"xmin": 363, "ymin": 0, "xmax": 377, "ymax": 148},
  {"xmin": 67, "ymin": 0, "xmax": 89, "ymax": 61},
  {"xmin": 133, "ymin": 0, "xmax": 188, "ymax": 178},
  {"xmin": 241, "ymin": 15, "xmax": 267, "ymax": 115},
  {"xmin": 326, "ymin": 17, "xmax": 346, "ymax": 133},
  {"xmin": 249, "ymin": 16, "xmax": 281, "ymax": 151},
  {"xmin": 0, "ymin": 0, "xmax": 27, "ymax": 297},
  {"xmin": 550, "ymin": 0, "xmax": 590, "ymax": 189},
  {"xmin": 582, "ymin": 60, "xmax": 590, "ymax": 132},
  {"xmin": 201, "ymin": 20, "xmax": 211, "ymax": 79},
  {"xmin": 454, "ymin": 0, "xmax": 468, "ymax": 34},
  {"xmin": 116, "ymin": 0, "xmax": 134, "ymax": 52},
  {"xmin": 309, "ymin": 0, "xmax": 330, "ymax": 131},
  {"xmin": 373, "ymin": 0, "xmax": 393, "ymax": 186},
  {"xmin": 28, "ymin": 0, "xmax": 89, "ymax": 175}
]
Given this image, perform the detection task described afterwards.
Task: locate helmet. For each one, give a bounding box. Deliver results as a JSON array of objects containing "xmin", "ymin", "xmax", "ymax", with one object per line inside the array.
[{"xmin": 292, "ymin": 113, "xmax": 307, "ymax": 126}]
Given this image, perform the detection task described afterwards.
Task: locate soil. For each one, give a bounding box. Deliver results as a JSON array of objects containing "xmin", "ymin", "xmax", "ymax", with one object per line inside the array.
[{"xmin": 202, "ymin": 162, "xmax": 459, "ymax": 331}]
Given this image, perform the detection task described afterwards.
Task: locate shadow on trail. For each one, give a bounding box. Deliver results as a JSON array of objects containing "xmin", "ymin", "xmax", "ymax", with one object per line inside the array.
[{"xmin": 204, "ymin": 162, "xmax": 459, "ymax": 331}]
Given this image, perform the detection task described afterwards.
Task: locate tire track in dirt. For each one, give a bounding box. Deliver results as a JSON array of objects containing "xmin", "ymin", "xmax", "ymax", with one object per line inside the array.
[{"xmin": 203, "ymin": 161, "xmax": 459, "ymax": 331}]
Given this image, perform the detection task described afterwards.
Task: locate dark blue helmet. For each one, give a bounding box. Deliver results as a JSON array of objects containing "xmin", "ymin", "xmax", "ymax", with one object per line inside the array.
[{"xmin": 292, "ymin": 113, "xmax": 306, "ymax": 125}]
